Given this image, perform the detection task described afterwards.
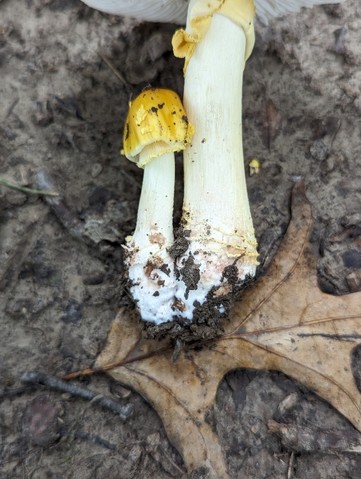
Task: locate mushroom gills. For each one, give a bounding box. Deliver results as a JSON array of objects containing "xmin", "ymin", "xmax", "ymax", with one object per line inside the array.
[{"xmin": 81, "ymin": 0, "xmax": 188, "ymax": 24}]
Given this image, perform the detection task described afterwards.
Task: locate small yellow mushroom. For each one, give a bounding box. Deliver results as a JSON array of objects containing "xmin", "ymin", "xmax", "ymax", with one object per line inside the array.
[
  {"xmin": 122, "ymin": 88, "xmax": 194, "ymax": 324},
  {"xmin": 122, "ymin": 88, "xmax": 194, "ymax": 168}
]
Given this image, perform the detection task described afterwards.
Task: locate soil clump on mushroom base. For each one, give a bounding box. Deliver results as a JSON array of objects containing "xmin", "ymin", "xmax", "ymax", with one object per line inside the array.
[
  {"xmin": 1, "ymin": 1, "xmax": 361, "ymax": 478},
  {"xmin": 143, "ymin": 260, "xmax": 255, "ymax": 342}
]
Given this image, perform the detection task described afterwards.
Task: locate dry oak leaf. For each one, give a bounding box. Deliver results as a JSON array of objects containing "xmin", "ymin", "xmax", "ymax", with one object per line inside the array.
[{"xmin": 95, "ymin": 182, "xmax": 361, "ymax": 478}]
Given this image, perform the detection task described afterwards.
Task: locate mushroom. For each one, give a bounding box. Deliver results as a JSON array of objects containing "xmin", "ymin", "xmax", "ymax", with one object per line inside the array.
[
  {"xmin": 81, "ymin": 0, "xmax": 344, "ymax": 323},
  {"xmin": 122, "ymin": 88, "xmax": 193, "ymax": 323},
  {"xmin": 169, "ymin": 0, "xmax": 344, "ymax": 320},
  {"xmin": 171, "ymin": 0, "xmax": 258, "ymax": 320},
  {"xmin": 81, "ymin": 0, "xmax": 344, "ymax": 25}
]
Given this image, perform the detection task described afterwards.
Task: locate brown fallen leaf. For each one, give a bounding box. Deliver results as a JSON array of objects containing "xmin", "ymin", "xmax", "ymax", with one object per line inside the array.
[{"xmin": 69, "ymin": 182, "xmax": 361, "ymax": 478}]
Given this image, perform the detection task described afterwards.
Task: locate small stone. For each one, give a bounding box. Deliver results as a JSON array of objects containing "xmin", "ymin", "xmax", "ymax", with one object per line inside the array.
[
  {"xmin": 22, "ymin": 395, "xmax": 62, "ymax": 447},
  {"xmin": 346, "ymin": 271, "xmax": 361, "ymax": 292},
  {"xmin": 310, "ymin": 139, "xmax": 329, "ymax": 161},
  {"xmin": 146, "ymin": 432, "xmax": 160, "ymax": 453},
  {"xmin": 60, "ymin": 299, "xmax": 83, "ymax": 324},
  {"xmin": 109, "ymin": 381, "xmax": 132, "ymax": 399},
  {"xmin": 91, "ymin": 163, "xmax": 103, "ymax": 178},
  {"xmin": 13, "ymin": 164, "xmax": 32, "ymax": 186},
  {"xmin": 342, "ymin": 250, "xmax": 361, "ymax": 269},
  {"xmin": 334, "ymin": 26, "xmax": 347, "ymax": 55},
  {"xmin": 31, "ymin": 100, "xmax": 53, "ymax": 127},
  {"xmin": 277, "ymin": 392, "xmax": 299, "ymax": 416}
]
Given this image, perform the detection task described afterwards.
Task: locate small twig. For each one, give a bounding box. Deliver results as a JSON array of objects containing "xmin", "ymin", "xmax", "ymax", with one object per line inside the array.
[
  {"xmin": 287, "ymin": 451, "xmax": 295, "ymax": 479},
  {"xmin": 158, "ymin": 445, "xmax": 187, "ymax": 476},
  {"xmin": 0, "ymin": 385, "xmax": 37, "ymax": 400},
  {"xmin": 329, "ymin": 118, "xmax": 342, "ymax": 149},
  {"xmin": 0, "ymin": 177, "xmax": 59, "ymax": 196},
  {"xmin": 74, "ymin": 430, "xmax": 117, "ymax": 451},
  {"xmin": 21, "ymin": 372, "xmax": 133, "ymax": 421},
  {"xmin": 97, "ymin": 50, "xmax": 131, "ymax": 95},
  {"xmin": 5, "ymin": 97, "xmax": 19, "ymax": 119},
  {"xmin": 34, "ymin": 169, "xmax": 88, "ymax": 242},
  {"xmin": 62, "ymin": 345, "xmax": 172, "ymax": 380}
]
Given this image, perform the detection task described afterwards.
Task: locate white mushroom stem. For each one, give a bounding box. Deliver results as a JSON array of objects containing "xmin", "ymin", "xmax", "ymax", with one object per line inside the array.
[
  {"xmin": 125, "ymin": 152, "xmax": 177, "ymax": 323},
  {"xmin": 175, "ymin": 12, "xmax": 258, "ymax": 319},
  {"xmin": 130, "ymin": 152, "xmax": 175, "ymax": 249}
]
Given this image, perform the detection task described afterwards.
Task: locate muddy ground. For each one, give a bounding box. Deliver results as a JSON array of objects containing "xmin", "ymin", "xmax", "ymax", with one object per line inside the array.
[{"xmin": 1, "ymin": 0, "xmax": 361, "ymax": 477}]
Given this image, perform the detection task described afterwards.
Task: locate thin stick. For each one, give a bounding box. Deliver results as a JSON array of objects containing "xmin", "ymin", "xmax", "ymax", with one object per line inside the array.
[
  {"xmin": 0, "ymin": 178, "xmax": 59, "ymax": 196},
  {"xmin": 0, "ymin": 385, "xmax": 37, "ymax": 400},
  {"xmin": 21, "ymin": 372, "xmax": 133, "ymax": 421},
  {"xmin": 62, "ymin": 344, "xmax": 172, "ymax": 381},
  {"xmin": 287, "ymin": 451, "xmax": 295, "ymax": 479},
  {"xmin": 97, "ymin": 50, "xmax": 131, "ymax": 94},
  {"xmin": 35, "ymin": 169, "xmax": 88, "ymax": 242},
  {"xmin": 74, "ymin": 430, "xmax": 117, "ymax": 451}
]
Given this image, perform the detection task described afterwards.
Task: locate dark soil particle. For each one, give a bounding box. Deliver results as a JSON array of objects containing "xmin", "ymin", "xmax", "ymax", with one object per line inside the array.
[
  {"xmin": 168, "ymin": 234, "xmax": 189, "ymax": 258},
  {"xmin": 178, "ymin": 253, "xmax": 200, "ymax": 297}
]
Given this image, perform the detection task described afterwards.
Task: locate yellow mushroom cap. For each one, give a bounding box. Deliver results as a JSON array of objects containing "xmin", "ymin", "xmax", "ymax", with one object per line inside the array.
[
  {"xmin": 122, "ymin": 88, "xmax": 194, "ymax": 168},
  {"xmin": 172, "ymin": 0, "xmax": 256, "ymax": 72}
]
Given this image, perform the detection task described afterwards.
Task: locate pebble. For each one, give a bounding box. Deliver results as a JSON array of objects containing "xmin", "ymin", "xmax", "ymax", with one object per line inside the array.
[
  {"xmin": 60, "ymin": 299, "xmax": 83, "ymax": 324},
  {"xmin": 109, "ymin": 381, "xmax": 132, "ymax": 399},
  {"xmin": 91, "ymin": 162, "xmax": 103, "ymax": 178},
  {"xmin": 310, "ymin": 139, "xmax": 329, "ymax": 161},
  {"xmin": 346, "ymin": 271, "xmax": 361, "ymax": 292},
  {"xmin": 342, "ymin": 250, "xmax": 361, "ymax": 269},
  {"xmin": 22, "ymin": 395, "xmax": 62, "ymax": 447}
]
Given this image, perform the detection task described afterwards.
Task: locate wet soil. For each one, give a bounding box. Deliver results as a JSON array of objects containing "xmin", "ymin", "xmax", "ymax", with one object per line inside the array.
[{"xmin": 1, "ymin": 0, "xmax": 361, "ymax": 477}]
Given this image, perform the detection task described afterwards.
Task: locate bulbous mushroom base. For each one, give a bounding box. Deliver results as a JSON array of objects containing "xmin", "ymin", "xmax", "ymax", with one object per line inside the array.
[
  {"xmin": 174, "ymin": 237, "xmax": 258, "ymax": 321},
  {"xmin": 142, "ymin": 255, "xmax": 256, "ymax": 342},
  {"xmin": 139, "ymin": 234, "xmax": 257, "ymax": 341},
  {"xmin": 125, "ymin": 228, "xmax": 258, "ymax": 334},
  {"xmin": 125, "ymin": 241, "xmax": 178, "ymax": 324}
]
